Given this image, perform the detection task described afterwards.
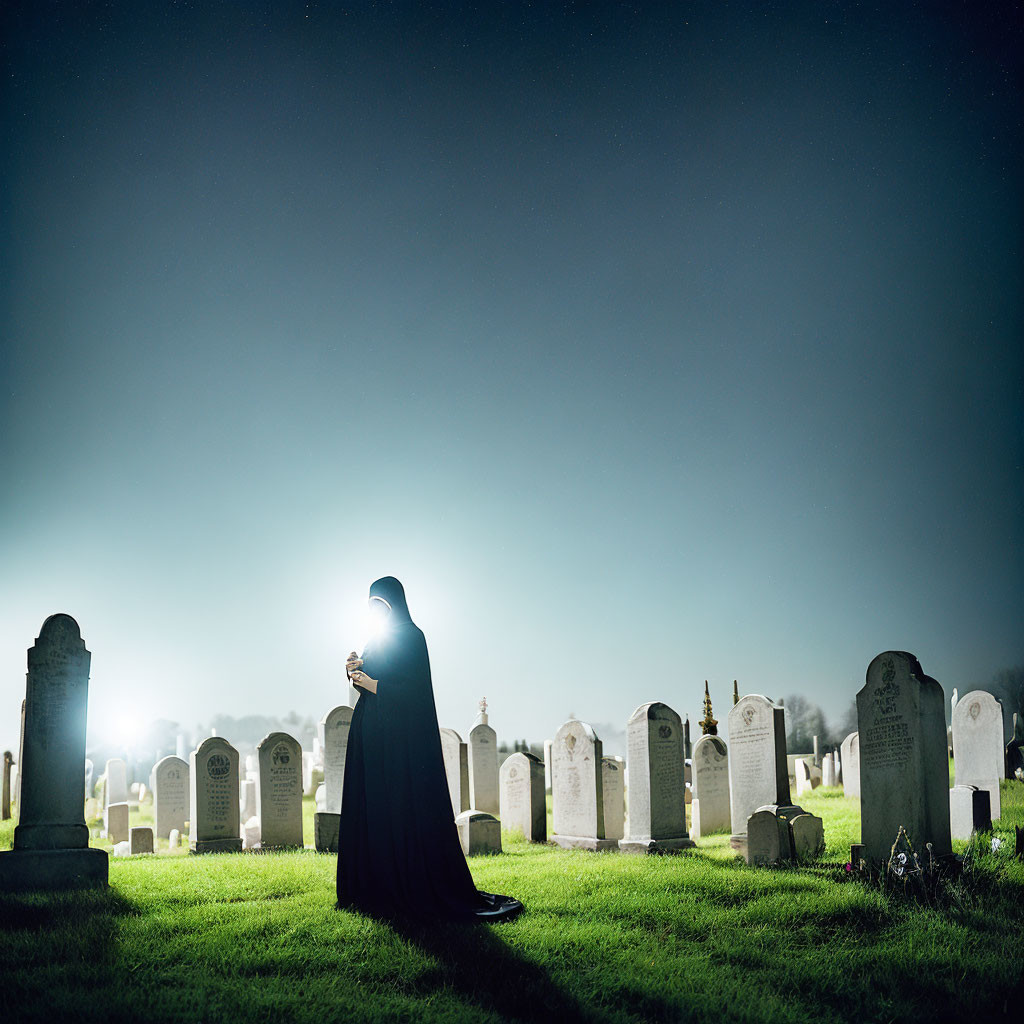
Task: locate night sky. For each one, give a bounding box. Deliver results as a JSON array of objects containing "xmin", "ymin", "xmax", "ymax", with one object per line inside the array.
[{"xmin": 1, "ymin": 2, "xmax": 1021, "ymax": 753}]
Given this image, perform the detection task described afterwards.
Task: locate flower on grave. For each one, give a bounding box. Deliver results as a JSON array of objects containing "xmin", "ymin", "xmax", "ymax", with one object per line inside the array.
[
  {"xmin": 991, "ymin": 837, "xmax": 1003, "ymax": 854},
  {"xmin": 844, "ymin": 862, "xmax": 852, "ymax": 873}
]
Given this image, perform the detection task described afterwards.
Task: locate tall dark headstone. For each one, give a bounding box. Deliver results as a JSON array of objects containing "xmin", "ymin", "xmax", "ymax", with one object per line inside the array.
[
  {"xmin": 2, "ymin": 751, "xmax": 12, "ymax": 820},
  {"xmin": 0, "ymin": 615, "xmax": 108, "ymax": 889}
]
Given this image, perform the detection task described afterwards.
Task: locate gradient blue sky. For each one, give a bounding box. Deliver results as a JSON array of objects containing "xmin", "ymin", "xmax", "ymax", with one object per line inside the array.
[{"xmin": 2, "ymin": 2, "xmax": 1021, "ymax": 754}]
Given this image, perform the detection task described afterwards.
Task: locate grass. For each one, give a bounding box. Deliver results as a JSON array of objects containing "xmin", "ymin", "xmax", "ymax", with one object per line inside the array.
[{"xmin": 1, "ymin": 784, "xmax": 1022, "ymax": 1023}]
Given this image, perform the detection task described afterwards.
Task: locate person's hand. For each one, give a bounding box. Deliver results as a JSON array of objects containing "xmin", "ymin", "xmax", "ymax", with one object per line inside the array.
[
  {"xmin": 345, "ymin": 651, "xmax": 363, "ymax": 679},
  {"xmin": 349, "ymin": 669, "xmax": 378, "ymax": 695}
]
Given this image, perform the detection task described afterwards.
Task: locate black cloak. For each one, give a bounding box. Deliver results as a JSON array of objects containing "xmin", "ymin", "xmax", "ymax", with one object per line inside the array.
[{"xmin": 336, "ymin": 576, "xmax": 522, "ymax": 922}]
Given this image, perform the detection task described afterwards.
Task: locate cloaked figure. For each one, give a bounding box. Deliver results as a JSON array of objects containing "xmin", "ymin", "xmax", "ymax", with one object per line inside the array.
[{"xmin": 337, "ymin": 576, "xmax": 523, "ymax": 922}]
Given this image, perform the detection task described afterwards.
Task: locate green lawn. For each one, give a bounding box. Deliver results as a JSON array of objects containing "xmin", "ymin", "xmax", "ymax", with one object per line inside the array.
[{"xmin": 2, "ymin": 783, "xmax": 1022, "ymax": 1023}]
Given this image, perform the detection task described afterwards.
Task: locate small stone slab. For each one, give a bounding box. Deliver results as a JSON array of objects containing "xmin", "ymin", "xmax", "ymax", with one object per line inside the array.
[
  {"xmin": 129, "ymin": 827, "xmax": 154, "ymax": 855},
  {"xmin": 949, "ymin": 785, "xmax": 991, "ymax": 840},
  {"xmin": 190, "ymin": 837, "xmax": 242, "ymax": 854},
  {"xmin": 314, "ymin": 811, "xmax": 340, "ymax": 852},
  {"xmin": 619, "ymin": 836, "xmax": 695, "ymax": 854},
  {"xmin": 105, "ymin": 802, "xmax": 130, "ymax": 844},
  {"xmin": 551, "ymin": 835, "xmax": 619, "ymax": 852},
  {"xmin": 790, "ymin": 813, "xmax": 825, "ymax": 860},
  {"xmin": 456, "ymin": 810, "xmax": 502, "ymax": 855}
]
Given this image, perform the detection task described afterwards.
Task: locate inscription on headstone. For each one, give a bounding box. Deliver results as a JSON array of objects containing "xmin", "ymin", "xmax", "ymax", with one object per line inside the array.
[
  {"xmin": 691, "ymin": 734, "xmax": 730, "ymax": 837},
  {"xmin": 728, "ymin": 694, "xmax": 791, "ymax": 840},
  {"xmin": 257, "ymin": 731, "xmax": 303, "ymax": 849},
  {"xmin": 499, "ymin": 751, "xmax": 546, "ymax": 842},
  {"xmin": 153, "ymin": 756, "xmax": 189, "ymax": 839},
  {"xmin": 189, "ymin": 736, "xmax": 242, "ymax": 854},
  {"xmin": 551, "ymin": 719, "xmax": 616, "ymax": 850}
]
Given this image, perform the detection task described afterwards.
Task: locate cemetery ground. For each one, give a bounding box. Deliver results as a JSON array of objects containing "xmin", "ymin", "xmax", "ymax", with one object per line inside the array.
[{"xmin": 2, "ymin": 782, "xmax": 1022, "ymax": 1024}]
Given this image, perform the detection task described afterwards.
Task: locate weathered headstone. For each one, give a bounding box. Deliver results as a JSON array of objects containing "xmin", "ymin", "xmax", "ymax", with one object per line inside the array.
[
  {"xmin": 790, "ymin": 813, "xmax": 825, "ymax": 860},
  {"xmin": 551, "ymin": 719, "xmax": 616, "ymax": 850},
  {"xmin": 129, "ymin": 826, "xmax": 154, "ymax": 855},
  {"xmin": 105, "ymin": 758, "xmax": 128, "ymax": 806},
  {"xmin": 189, "ymin": 736, "xmax": 242, "ymax": 853},
  {"xmin": 856, "ymin": 651, "xmax": 951, "ymax": 869},
  {"xmin": 2, "ymin": 751, "xmax": 12, "ymax": 820},
  {"xmin": 499, "ymin": 751, "xmax": 546, "ymax": 842},
  {"xmin": 949, "ymin": 785, "xmax": 991, "ymax": 840},
  {"xmin": 439, "ymin": 728, "xmax": 470, "ymax": 817},
  {"xmin": 795, "ymin": 758, "xmax": 818, "ymax": 797},
  {"xmin": 690, "ymin": 734, "xmax": 730, "ymax": 838},
  {"xmin": 239, "ymin": 778, "xmax": 257, "ymax": 822},
  {"xmin": 468, "ymin": 700, "xmax": 499, "ymax": 815},
  {"xmin": 746, "ymin": 808, "xmax": 786, "ymax": 865},
  {"xmin": 315, "ymin": 705, "xmax": 352, "ymax": 852},
  {"xmin": 822, "ymin": 752, "xmax": 836, "ymax": 787},
  {"xmin": 456, "ymin": 810, "xmax": 501, "ymax": 855},
  {"xmin": 813, "ymin": 735, "xmax": 820, "ymax": 767},
  {"xmin": 601, "ymin": 755, "xmax": 626, "ymax": 843},
  {"xmin": 952, "ymin": 689, "xmax": 1003, "ymax": 820},
  {"xmin": 105, "ymin": 802, "xmax": 129, "ymax": 844},
  {"xmin": 0, "ymin": 615, "xmax": 107, "ymax": 890},
  {"xmin": 153, "ymin": 755, "xmax": 189, "ymax": 839},
  {"xmin": 168, "ymin": 828, "xmax": 181, "ymax": 849},
  {"xmin": 257, "ymin": 732, "xmax": 303, "ymax": 849},
  {"xmin": 621, "ymin": 703, "xmax": 693, "ymax": 853},
  {"xmin": 543, "ymin": 739, "xmax": 553, "ymax": 793},
  {"xmin": 728, "ymin": 694, "xmax": 792, "ymax": 851},
  {"xmin": 840, "ymin": 732, "xmax": 860, "ymax": 798}
]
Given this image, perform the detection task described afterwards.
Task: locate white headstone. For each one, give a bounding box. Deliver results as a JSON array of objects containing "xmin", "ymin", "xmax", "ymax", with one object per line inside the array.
[
  {"xmin": 468, "ymin": 719, "xmax": 499, "ymax": 816},
  {"xmin": 153, "ymin": 756, "xmax": 189, "ymax": 839},
  {"xmin": 499, "ymin": 751, "xmax": 546, "ymax": 842},
  {"xmin": 456, "ymin": 810, "xmax": 501, "ymax": 855},
  {"xmin": 690, "ymin": 734, "xmax": 730, "ymax": 838},
  {"xmin": 952, "ymin": 690, "xmax": 1003, "ymax": 820},
  {"xmin": 319, "ymin": 706, "xmax": 353, "ymax": 815},
  {"xmin": 168, "ymin": 827, "xmax": 181, "ymax": 849},
  {"xmin": 551, "ymin": 719, "xmax": 616, "ymax": 850},
  {"xmin": 543, "ymin": 739, "xmax": 553, "ymax": 794},
  {"xmin": 728, "ymin": 695, "xmax": 791, "ymax": 841},
  {"xmin": 239, "ymin": 778, "xmax": 257, "ymax": 821},
  {"xmin": 949, "ymin": 785, "xmax": 991, "ymax": 840},
  {"xmin": 822, "ymin": 753, "xmax": 836, "ymax": 787},
  {"xmin": 840, "ymin": 732, "xmax": 860, "ymax": 798},
  {"xmin": 189, "ymin": 736, "xmax": 242, "ymax": 853},
  {"xmin": 256, "ymin": 732, "xmax": 303, "ymax": 849},
  {"xmin": 601, "ymin": 755, "xmax": 625, "ymax": 843},
  {"xmin": 857, "ymin": 651, "xmax": 951, "ymax": 868},
  {"xmin": 439, "ymin": 728, "xmax": 470, "ymax": 817},
  {"xmin": 0, "ymin": 615, "xmax": 107, "ymax": 892},
  {"xmin": 105, "ymin": 758, "xmax": 128, "ymax": 806},
  {"xmin": 621, "ymin": 702, "xmax": 693, "ymax": 853},
  {"xmin": 105, "ymin": 802, "xmax": 129, "ymax": 844},
  {"xmin": 794, "ymin": 758, "xmax": 817, "ymax": 797},
  {"xmin": 242, "ymin": 815, "xmax": 261, "ymax": 850}
]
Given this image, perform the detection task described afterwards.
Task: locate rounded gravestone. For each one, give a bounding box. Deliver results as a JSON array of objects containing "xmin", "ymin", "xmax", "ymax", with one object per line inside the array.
[
  {"xmin": 189, "ymin": 736, "xmax": 242, "ymax": 854},
  {"xmin": 952, "ymin": 690, "xmax": 1003, "ymax": 820},
  {"xmin": 257, "ymin": 731, "xmax": 303, "ymax": 849}
]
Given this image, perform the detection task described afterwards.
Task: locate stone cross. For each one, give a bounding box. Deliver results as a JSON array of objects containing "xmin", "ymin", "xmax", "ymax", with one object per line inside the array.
[
  {"xmin": 0, "ymin": 615, "xmax": 107, "ymax": 889},
  {"xmin": 856, "ymin": 651, "xmax": 951, "ymax": 868}
]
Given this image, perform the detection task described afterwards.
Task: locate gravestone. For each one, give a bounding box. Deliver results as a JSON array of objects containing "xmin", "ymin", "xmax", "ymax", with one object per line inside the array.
[
  {"xmin": 690, "ymin": 734, "xmax": 730, "ymax": 837},
  {"xmin": 728, "ymin": 694, "xmax": 792, "ymax": 851},
  {"xmin": 544, "ymin": 739, "xmax": 553, "ymax": 793},
  {"xmin": 84, "ymin": 759, "xmax": 94, "ymax": 803},
  {"xmin": 949, "ymin": 785, "xmax": 991, "ymax": 840},
  {"xmin": 499, "ymin": 751, "xmax": 546, "ymax": 842},
  {"xmin": 129, "ymin": 826, "xmax": 154, "ymax": 855},
  {"xmin": 791, "ymin": 813, "xmax": 825, "ymax": 860},
  {"xmin": 439, "ymin": 728, "xmax": 470, "ymax": 817},
  {"xmin": 840, "ymin": 732, "xmax": 860, "ymax": 798},
  {"xmin": 153, "ymin": 756, "xmax": 189, "ymax": 839},
  {"xmin": 239, "ymin": 779, "xmax": 257, "ymax": 822},
  {"xmin": 468, "ymin": 700, "xmax": 499, "ymax": 815},
  {"xmin": 168, "ymin": 828, "xmax": 181, "ymax": 849},
  {"xmin": 105, "ymin": 802, "xmax": 129, "ymax": 844},
  {"xmin": 245, "ymin": 754, "xmax": 258, "ymax": 783},
  {"xmin": 551, "ymin": 719, "xmax": 617, "ymax": 850},
  {"xmin": 189, "ymin": 736, "xmax": 242, "ymax": 853},
  {"xmin": 795, "ymin": 758, "xmax": 819, "ymax": 797},
  {"xmin": 105, "ymin": 758, "xmax": 128, "ymax": 806},
  {"xmin": 746, "ymin": 808, "xmax": 786, "ymax": 865},
  {"xmin": 16, "ymin": 699, "xmax": 26, "ymax": 813},
  {"xmin": 316, "ymin": 705, "xmax": 352, "ymax": 852},
  {"xmin": 1007, "ymin": 713, "xmax": 1024, "ymax": 779},
  {"xmin": 822, "ymin": 753, "xmax": 836, "ymax": 787},
  {"xmin": 257, "ymin": 732, "xmax": 303, "ymax": 849},
  {"xmin": 0, "ymin": 615, "xmax": 107, "ymax": 890},
  {"xmin": 952, "ymin": 690, "xmax": 1003, "ymax": 820},
  {"xmin": 242, "ymin": 816, "xmax": 261, "ymax": 850},
  {"xmin": 2, "ymin": 751, "xmax": 11, "ymax": 820},
  {"xmin": 856, "ymin": 651, "xmax": 951, "ymax": 869},
  {"xmin": 621, "ymin": 702, "xmax": 694, "ymax": 853},
  {"xmin": 601, "ymin": 755, "xmax": 626, "ymax": 843},
  {"xmin": 813, "ymin": 735, "xmax": 820, "ymax": 767},
  {"xmin": 456, "ymin": 810, "xmax": 501, "ymax": 855}
]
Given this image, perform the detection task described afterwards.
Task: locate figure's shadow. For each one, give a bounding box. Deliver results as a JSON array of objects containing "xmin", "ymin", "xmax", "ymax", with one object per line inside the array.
[{"xmin": 381, "ymin": 913, "xmax": 608, "ymax": 1024}]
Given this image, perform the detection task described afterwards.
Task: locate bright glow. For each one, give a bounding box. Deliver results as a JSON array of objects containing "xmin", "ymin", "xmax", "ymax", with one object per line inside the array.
[{"xmin": 112, "ymin": 712, "xmax": 143, "ymax": 749}]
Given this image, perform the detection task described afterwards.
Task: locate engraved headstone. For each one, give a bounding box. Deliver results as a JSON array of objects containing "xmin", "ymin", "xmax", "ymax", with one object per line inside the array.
[
  {"xmin": 949, "ymin": 785, "xmax": 991, "ymax": 840},
  {"xmin": 621, "ymin": 702, "xmax": 694, "ymax": 853},
  {"xmin": 439, "ymin": 728, "xmax": 470, "ymax": 817},
  {"xmin": 952, "ymin": 690, "xmax": 1003, "ymax": 820},
  {"xmin": 153, "ymin": 755, "xmax": 189, "ymax": 839},
  {"xmin": 315, "ymin": 705, "xmax": 352, "ymax": 852},
  {"xmin": 189, "ymin": 736, "xmax": 242, "ymax": 853},
  {"xmin": 468, "ymin": 701, "xmax": 499, "ymax": 815},
  {"xmin": 728, "ymin": 694, "xmax": 792, "ymax": 848},
  {"xmin": 551, "ymin": 719, "xmax": 616, "ymax": 850},
  {"xmin": 456, "ymin": 810, "xmax": 501, "ymax": 855},
  {"xmin": 0, "ymin": 615, "xmax": 107, "ymax": 890},
  {"xmin": 601, "ymin": 755, "xmax": 625, "ymax": 843},
  {"xmin": 499, "ymin": 751, "xmax": 546, "ymax": 842},
  {"xmin": 105, "ymin": 758, "xmax": 128, "ymax": 806},
  {"xmin": 257, "ymin": 732, "xmax": 303, "ymax": 849},
  {"xmin": 790, "ymin": 813, "xmax": 825, "ymax": 860},
  {"xmin": 746, "ymin": 808, "xmax": 785, "ymax": 865},
  {"xmin": 840, "ymin": 732, "xmax": 860, "ymax": 798},
  {"xmin": 856, "ymin": 652, "xmax": 951, "ymax": 868},
  {"xmin": 690, "ymin": 734, "xmax": 730, "ymax": 838}
]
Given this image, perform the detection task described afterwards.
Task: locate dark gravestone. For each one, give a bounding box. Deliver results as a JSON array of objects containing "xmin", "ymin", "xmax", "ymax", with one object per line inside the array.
[
  {"xmin": 2, "ymin": 750, "xmax": 12, "ymax": 820},
  {"xmin": 0, "ymin": 615, "xmax": 108, "ymax": 889}
]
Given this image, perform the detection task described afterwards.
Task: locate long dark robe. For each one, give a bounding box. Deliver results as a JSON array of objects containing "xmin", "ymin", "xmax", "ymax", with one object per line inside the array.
[{"xmin": 337, "ymin": 577, "xmax": 522, "ymax": 922}]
